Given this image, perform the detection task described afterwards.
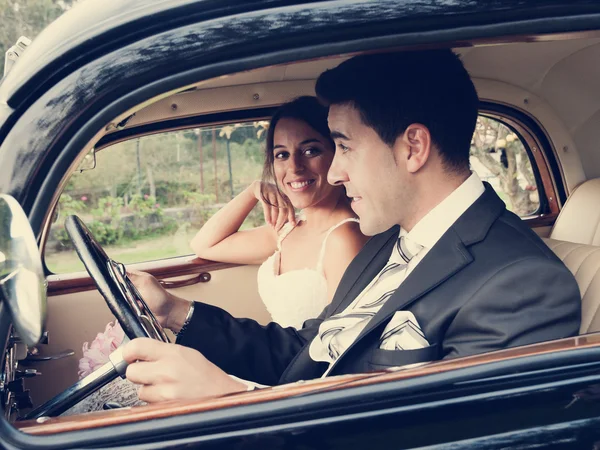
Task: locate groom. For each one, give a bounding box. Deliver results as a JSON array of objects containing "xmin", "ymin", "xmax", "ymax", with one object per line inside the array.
[{"xmin": 122, "ymin": 50, "xmax": 581, "ymax": 402}]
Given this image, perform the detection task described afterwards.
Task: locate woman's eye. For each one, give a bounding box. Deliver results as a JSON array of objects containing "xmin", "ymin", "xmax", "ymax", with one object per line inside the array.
[
  {"xmin": 304, "ymin": 147, "xmax": 321, "ymax": 157},
  {"xmin": 275, "ymin": 151, "xmax": 289, "ymax": 160}
]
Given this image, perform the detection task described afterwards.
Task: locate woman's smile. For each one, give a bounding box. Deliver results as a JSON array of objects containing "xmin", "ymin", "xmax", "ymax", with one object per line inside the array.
[{"xmin": 288, "ymin": 179, "xmax": 316, "ymax": 192}]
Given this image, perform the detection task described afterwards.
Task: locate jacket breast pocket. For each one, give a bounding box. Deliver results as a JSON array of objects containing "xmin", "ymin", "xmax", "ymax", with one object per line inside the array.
[{"xmin": 368, "ymin": 344, "xmax": 439, "ymax": 372}]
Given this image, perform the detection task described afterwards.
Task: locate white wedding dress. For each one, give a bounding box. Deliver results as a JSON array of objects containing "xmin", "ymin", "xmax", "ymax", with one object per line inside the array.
[{"xmin": 257, "ymin": 215, "xmax": 360, "ymax": 328}]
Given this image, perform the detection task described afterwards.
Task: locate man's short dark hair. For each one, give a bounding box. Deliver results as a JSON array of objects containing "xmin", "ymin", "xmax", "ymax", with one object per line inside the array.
[{"xmin": 315, "ymin": 50, "xmax": 479, "ymax": 172}]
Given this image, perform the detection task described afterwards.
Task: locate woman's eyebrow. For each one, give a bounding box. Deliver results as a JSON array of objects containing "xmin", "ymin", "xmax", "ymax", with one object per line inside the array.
[{"xmin": 298, "ymin": 138, "xmax": 322, "ymax": 146}]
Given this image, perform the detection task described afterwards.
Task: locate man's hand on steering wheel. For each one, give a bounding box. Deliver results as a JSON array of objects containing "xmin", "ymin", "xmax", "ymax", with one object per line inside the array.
[
  {"xmin": 122, "ymin": 338, "xmax": 247, "ymax": 403},
  {"xmin": 126, "ymin": 270, "xmax": 192, "ymax": 333}
]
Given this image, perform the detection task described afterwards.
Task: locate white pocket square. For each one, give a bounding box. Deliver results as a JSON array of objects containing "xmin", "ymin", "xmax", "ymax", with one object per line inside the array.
[{"xmin": 379, "ymin": 311, "xmax": 429, "ymax": 351}]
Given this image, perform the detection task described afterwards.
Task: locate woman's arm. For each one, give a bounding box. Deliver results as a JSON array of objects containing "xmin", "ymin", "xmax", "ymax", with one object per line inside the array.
[
  {"xmin": 190, "ymin": 181, "xmax": 279, "ymax": 265},
  {"xmin": 322, "ymin": 222, "xmax": 368, "ymax": 303}
]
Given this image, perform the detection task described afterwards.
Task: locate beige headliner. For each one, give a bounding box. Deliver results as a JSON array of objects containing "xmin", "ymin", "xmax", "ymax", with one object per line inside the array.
[{"xmin": 107, "ymin": 35, "xmax": 600, "ymax": 196}]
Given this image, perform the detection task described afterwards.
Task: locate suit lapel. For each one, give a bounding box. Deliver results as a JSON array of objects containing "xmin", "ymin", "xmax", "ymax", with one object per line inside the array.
[
  {"xmin": 279, "ymin": 228, "xmax": 399, "ymax": 384},
  {"xmin": 329, "ymin": 227, "xmax": 399, "ymax": 316}
]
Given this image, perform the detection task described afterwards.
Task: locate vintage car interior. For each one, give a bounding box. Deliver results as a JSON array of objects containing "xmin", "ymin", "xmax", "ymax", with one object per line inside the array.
[{"xmin": 5, "ymin": 26, "xmax": 600, "ymax": 439}]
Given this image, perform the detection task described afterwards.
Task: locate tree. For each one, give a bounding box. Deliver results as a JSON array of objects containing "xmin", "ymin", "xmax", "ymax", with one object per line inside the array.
[{"xmin": 0, "ymin": 0, "xmax": 75, "ymax": 76}]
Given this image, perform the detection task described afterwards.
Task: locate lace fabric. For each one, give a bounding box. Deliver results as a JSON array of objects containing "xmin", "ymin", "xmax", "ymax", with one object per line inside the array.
[{"xmin": 62, "ymin": 377, "xmax": 145, "ymax": 416}]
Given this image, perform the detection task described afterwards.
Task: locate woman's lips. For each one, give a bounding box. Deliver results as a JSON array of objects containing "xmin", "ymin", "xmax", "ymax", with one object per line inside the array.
[{"xmin": 288, "ymin": 179, "xmax": 315, "ymax": 192}]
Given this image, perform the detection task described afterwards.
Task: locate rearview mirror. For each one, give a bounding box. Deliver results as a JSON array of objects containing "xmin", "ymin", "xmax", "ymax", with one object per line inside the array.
[{"xmin": 0, "ymin": 194, "xmax": 46, "ymax": 345}]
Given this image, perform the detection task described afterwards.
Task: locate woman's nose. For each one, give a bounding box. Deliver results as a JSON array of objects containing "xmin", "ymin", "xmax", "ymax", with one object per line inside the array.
[{"xmin": 290, "ymin": 154, "xmax": 305, "ymax": 173}]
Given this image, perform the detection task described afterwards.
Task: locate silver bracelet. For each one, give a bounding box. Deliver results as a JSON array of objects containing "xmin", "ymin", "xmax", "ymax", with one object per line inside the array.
[{"xmin": 176, "ymin": 301, "xmax": 195, "ymax": 337}]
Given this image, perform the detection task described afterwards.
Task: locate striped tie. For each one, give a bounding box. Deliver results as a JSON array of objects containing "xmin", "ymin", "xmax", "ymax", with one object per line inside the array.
[{"xmin": 310, "ymin": 234, "xmax": 423, "ymax": 363}]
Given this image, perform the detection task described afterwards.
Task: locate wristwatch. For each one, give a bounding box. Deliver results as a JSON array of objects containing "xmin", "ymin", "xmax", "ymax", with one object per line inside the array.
[{"xmin": 176, "ymin": 301, "xmax": 195, "ymax": 337}]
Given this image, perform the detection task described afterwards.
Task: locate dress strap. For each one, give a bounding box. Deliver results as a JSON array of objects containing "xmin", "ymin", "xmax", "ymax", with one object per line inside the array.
[
  {"xmin": 316, "ymin": 217, "xmax": 360, "ymax": 273},
  {"xmin": 276, "ymin": 211, "xmax": 306, "ymax": 251},
  {"xmin": 276, "ymin": 222, "xmax": 295, "ymax": 251}
]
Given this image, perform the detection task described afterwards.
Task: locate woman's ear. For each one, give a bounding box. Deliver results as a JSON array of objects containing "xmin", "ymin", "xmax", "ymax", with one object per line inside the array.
[{"xmin": 396, "ymin": 124, "xmax": 432, "ymax": 173}]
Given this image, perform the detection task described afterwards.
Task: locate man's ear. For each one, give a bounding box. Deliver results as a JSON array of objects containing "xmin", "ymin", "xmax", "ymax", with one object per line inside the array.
[{"xmin": 396, "ymin": 124, "xmax": 432, "ymax": 173}]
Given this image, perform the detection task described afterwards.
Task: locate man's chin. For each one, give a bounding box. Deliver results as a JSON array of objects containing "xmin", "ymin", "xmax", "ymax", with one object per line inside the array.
[
  {"xmin": 359, "ymin": 216, "xmax": 398, "ymax": 236},
  {"xmin": 358, "ymin": 221, "xmax": 381, "ymax": 237}
]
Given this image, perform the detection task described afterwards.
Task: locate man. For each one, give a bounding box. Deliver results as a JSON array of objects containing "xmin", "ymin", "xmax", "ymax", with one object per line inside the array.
[{"xmin": 123, "ymin": 50, "xmax": 581, "ymax": 403}]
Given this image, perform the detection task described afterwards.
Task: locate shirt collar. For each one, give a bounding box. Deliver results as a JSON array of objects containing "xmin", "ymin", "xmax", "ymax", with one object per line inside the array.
[{"xmin": 405, "ymin": 172, "xmax": 485, "ymax": 250}]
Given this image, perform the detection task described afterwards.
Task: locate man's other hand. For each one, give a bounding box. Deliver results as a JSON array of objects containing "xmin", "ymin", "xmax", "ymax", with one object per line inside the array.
[
  {"xmin": 122, "ymin": 338, "xmax": 247, "ymax": 403},
  {"xmin": 127, "ymin": 270, "xmax": 192, "ymax": 333}
]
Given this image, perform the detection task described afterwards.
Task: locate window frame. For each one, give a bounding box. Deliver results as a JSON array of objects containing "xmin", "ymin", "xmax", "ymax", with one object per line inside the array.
[{"xmin": 478, "ymin": 102, "xmax": 564, "ymax": 227}]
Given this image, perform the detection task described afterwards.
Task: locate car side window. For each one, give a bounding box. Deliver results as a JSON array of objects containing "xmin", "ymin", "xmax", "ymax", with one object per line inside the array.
[
  {"xmin": 470, "ymin": 116, "xmax": 540, "ymax": 216},
  {"xmin": 45, "ymin": 122, "xmax": 268, "ymax": 273},
  {"xmin": 45, "ymin": 115, "xmax": 541, "ymax": 274}
]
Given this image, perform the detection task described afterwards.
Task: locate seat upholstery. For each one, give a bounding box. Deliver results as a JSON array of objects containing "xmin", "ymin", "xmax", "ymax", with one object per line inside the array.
[
  {"xmin": 543, "ymin": 238, "xmax": 600, "ymax": 334},
  {"xmin": 550, "ymin": 178, "xmax": 600, "ymax": 245}
]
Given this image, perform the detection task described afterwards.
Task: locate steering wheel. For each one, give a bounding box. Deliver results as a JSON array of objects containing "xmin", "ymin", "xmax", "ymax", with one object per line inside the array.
[
  {"xmin": 64, "ymin": 215, "xmax": 169, "ymax": 342},
  {"xmin": 21, "ymin": 215, "xmax": 168, "ymax": 420}
]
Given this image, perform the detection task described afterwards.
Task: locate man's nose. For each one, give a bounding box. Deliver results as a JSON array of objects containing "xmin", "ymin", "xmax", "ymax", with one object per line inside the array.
[{"xmin": 327, "ymin": 152, "xmax": 347, "ymax": 186}]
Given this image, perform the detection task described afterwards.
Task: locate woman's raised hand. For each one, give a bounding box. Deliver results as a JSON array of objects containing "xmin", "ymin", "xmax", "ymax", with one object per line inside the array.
[{"xmin": 252, "ymin": 181, "xmax": 296, "ymax": 232}]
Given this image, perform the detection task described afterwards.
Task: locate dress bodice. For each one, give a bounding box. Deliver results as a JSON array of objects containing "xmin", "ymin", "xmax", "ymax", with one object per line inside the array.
[{"xmin": 256, "ymin": 215, "xmax": 359, "ymax": 329}]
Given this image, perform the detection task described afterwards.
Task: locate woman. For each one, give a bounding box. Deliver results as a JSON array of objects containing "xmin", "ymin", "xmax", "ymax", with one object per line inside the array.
[
  {"xmin": 190, "ymin": 96, "xmax": 367, "ymax": 328},
  {"xmin": 67, "ymin": 97, "xmax": 365, "ymax": 414}
]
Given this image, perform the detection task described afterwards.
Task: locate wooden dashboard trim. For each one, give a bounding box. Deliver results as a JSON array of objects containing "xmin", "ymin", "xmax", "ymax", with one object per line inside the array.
[
  {"xmin": 16, "ymin": 333, "xmax": 600, "ymax": 435},
  {"xmin": 46, "ymin": 257, "xmax": 238, "ymax": 296}
]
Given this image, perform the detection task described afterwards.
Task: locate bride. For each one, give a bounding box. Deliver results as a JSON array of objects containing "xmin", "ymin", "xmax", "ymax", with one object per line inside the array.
[{"xmin": 190, "ymin": 96, "xmax": 367, "ymax": 328}]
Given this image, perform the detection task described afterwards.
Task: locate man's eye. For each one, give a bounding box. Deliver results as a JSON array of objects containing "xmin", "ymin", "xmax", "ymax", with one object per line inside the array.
[{"xmin": 337, "ymin": 143, "xmax": 349, "ymax": 153}]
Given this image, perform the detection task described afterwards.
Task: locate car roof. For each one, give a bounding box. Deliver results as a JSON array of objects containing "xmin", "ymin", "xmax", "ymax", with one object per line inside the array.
[
  {"xmin": 0, "ymin": 0, "xmax": 285, "ymax": 106},
  {"xmin": 0, "ymin": 0, "xmax": 594, "ymax": 108}
]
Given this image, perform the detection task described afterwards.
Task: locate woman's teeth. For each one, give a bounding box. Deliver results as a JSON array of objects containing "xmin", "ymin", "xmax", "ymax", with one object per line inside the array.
[{"xmin": 290, "ymin": 180, "xmax": 315, "ymax": 189}]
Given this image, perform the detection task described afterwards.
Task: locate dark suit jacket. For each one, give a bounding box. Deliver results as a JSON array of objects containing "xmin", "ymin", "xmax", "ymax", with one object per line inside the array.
[{"xmin": 177, "ymin": 185, "xmax": 581, "ymax": 386}]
